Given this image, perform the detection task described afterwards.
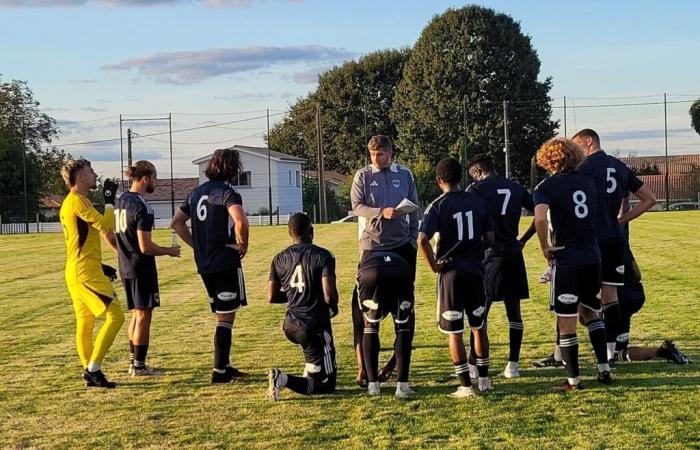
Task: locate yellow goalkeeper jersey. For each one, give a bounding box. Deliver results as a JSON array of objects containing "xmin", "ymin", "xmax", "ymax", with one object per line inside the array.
[{"xmin": 60, "ymin": 191, "xmax": 114, "ymax": 285}]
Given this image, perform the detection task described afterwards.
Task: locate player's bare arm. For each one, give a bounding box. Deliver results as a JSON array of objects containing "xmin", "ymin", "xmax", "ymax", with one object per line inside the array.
[
  {"xmin": 618, "ymin": 184, "xmax": 656, "ymax": 225},
  {"xmin": 102, "ymin": 230, "xmax": 118, "ymax": 252},
  {"xmin": 137, "ymin": 230, "xmax": 181, "ymax": 257},
  {"xmin": 534, "ymin": 204, "xmax": 563, "ymax": 263},
  {"xmin": 322, "ymin": 275, "xmax": 339, "ymax": 309},
  {"xmin": 170, "ymin": 209, "xmax": 194, "ymax": 248},
  {"xmin": 417, "ymin": 231, "xmax": 441, "ymax": 273},
  {"xmin": 228, "ymin": 204, "xmax": 249, "ymax": 258},
  {"xmin": 267, "ymin": 279, "xmax": 287, "ymax": 304}
]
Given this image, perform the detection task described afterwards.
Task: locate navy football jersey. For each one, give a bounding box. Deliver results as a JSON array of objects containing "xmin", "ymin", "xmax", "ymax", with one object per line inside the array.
[
  {"xmin": 533, "ymin": 171, "xmax": 600, "ymax": 267},
  {"xmin": 115, "ymin": 191, "xmax": 156, "ymax": 279},
  {"xmin": 269, "ymin": 243, "xmax": 336, "ymax": 321},
  {"xmin": 578, "ymin": 151, "xmax": 643, "ymax": 243},
  {"xmin": 180, "ymin": 180, "xmax": 243, "ymax": 274},
  {"xmin": 467, "ymin": 175, "xmax": 533, "ymax": 256},
  {"xmin": 419, "ymin": 190, "xmax": 493, "ymax": 275}
]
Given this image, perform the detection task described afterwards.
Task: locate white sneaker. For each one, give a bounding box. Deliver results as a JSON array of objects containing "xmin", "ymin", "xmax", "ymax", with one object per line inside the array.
[
  {"xmin": 448, "ymin": 386, "xmax": 476, "ymax": 398},
  {"xmin": 132, "ymin": 366, "xmax": 164, "ymax": 377},
  {"xmin": 478, "ymin": 377, "xmax": 493, "ymax": 393},
  {"xmin": 499, "ymin": 362, "xmax": 520, "ymax": 379},
  {"xmin": 367, "ymin": 381, "xmax": 380, "ymax": 396},
  {"xmin": 394, "ymin": 382, "xmax": 415, "ymax": 399},
  {"xmin": 268, "ymin": 368, "xmax": 285, "ymax": 401},
  {"xmin": 128, "ymin": 364, "xmax": 134, "ymax": 376}
]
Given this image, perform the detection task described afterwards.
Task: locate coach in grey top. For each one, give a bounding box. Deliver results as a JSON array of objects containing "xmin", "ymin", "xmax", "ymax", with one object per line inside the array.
[{"xmin": 351, "ymin": 136, "xmax": 419, "ymax": 252}]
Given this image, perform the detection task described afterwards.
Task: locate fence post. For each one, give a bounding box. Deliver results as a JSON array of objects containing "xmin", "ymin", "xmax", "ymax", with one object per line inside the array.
[
  {"xmin": 663, "ymin": 92, "xmax": 670, "ymax": 211},
  {"xmin": 36, "ymin": 213, "xmax": 40, "ymax": 233}
]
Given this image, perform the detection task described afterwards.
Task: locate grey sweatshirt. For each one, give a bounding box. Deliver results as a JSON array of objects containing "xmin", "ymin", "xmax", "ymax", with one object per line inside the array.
[{"xmin": 351, "ymin": 163, "xmax": 419, "ymax": 251}]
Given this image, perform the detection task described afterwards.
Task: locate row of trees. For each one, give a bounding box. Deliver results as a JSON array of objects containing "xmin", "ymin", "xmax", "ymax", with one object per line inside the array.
[
  {"xmin": 0, "ymin": 78, "xmax": 72, "ymax": 221},
  {"xmin": 269, "ymin": 5, "xmax": 558, "ymax": 200}
]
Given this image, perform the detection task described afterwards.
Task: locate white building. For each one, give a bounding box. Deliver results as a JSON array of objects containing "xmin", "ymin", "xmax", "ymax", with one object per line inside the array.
[{"xmin": 192, "ymin": 145, "xmax": 305, "ymax": 215}]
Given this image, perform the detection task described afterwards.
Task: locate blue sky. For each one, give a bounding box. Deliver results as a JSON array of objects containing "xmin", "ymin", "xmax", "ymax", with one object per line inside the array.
[{"xmin": 1, "ymin": 0, "xmax": 698, "ymax": 177}]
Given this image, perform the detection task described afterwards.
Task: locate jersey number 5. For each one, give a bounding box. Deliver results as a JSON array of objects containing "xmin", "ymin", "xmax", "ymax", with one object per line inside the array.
[
  {"xmin": 290, "ymin": 264, "xmax": 305, "ymax": 293},
  {"xmin": 452, "ymin": 211, "xmax": 474, "ymax": 240},
  {"xmin": 606, "ymin": 168, "xmax": 617, "ymax": 194}
]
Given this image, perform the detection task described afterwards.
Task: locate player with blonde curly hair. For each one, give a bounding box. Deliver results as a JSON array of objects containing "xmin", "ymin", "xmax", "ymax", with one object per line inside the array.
[{"xmin": 532, "ymin": 138, "xmax": 610, "ymax": 390}]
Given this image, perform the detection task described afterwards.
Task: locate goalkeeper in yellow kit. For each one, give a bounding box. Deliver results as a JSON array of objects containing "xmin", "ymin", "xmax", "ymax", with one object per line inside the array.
[{"xmin": 60, "ymin": 159, "xmax": 124, "ymax": 388}]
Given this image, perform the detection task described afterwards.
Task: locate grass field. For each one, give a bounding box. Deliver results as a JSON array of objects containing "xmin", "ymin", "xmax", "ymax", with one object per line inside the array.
[{"xmin": 1, "ymin": 212, "xmax": 699, "ymax": 449}]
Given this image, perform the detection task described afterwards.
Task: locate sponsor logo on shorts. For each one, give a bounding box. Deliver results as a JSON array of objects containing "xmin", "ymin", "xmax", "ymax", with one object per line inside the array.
[
  {"xmin": 472, "ymin": 306, "xmax": 485, "ymax": 317},
  {"xmin": 616, "ymin": 332, "xmax": 630, "ymax": 342},
  {"xmin": 218, "ymin": 291, "xmax": 237, "ymax": 301},
  {"xmin": 442, "ymin": 310, "xmax": 463, "ymax": 321},
  {"xmin": 305, "ymin": 363, "xmax": 322, "ymax": 374},
  {"xmin": 362, "ymin": 299, "xmax": 379, "ymax": 310},
  {"xmin": 400, "ymin": 300, "xmax": 412, "ymax": 310},
  {"xmin": 616, "ymin": 265, "xmax": 625, "ymax": 274},
  {"xmin": 557, "ymin": 293, "xmax": 578, "ymax": 304},
  {"xmin": 392, "ymin": 179, "xmax": 400, "ymax": 188},
  {"xmin": 384, "ymin": 256, "xmax": 392, "ymax": 262},
  {"xmin": 208, "ymin": 297, "xmax": 214, "ymax": 304}
]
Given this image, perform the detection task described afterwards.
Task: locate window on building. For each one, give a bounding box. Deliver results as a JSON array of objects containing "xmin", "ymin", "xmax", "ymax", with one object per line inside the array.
[
  {"xmin": 289, "ymin": 170, "xmax": 293, "ymax": 186},
  {"xmin": 232, "ymin": 171, "xmax": 251, "ymax": 187},
  {"xmin": 295, "ymin": 170, "xmax": 300, "ymax": 187}
]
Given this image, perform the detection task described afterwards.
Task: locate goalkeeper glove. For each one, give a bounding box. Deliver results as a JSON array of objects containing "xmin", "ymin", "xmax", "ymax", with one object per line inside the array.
[
  {"xmin": 102, "ymin": 179, "xmax": 119, "ymax": 205},
  {"xmin": 102, "ymin": 264, "xmax": 118, "ymax": 282}
]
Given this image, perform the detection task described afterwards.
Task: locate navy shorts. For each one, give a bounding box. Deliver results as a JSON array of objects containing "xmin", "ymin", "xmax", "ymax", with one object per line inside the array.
[
  {"xmin": 437, "ymin": 269, "xmax": 487, "ymax": 333},
  {"xmin": 123, "ymin": 276, "xmax": 160, "ymax": 310},
  {"xmin": 200, "ymin": 268, "xmax": 247, "ymax": 314},
  {"xmin": 550, "ymin": 263, "xmax": 601, "ymax": 317}
]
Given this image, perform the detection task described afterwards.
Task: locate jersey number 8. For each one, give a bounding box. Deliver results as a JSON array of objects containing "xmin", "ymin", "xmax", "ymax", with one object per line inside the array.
[{"xmin": 573, "ymin": 190, "xmax": 589, "ymax": 219}]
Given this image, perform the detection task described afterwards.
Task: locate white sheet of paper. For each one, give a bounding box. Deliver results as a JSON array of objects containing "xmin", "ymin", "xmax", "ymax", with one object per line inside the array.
[{"xmin": 394, "ymin": 198, "xmax": 418, "ymax": 215}]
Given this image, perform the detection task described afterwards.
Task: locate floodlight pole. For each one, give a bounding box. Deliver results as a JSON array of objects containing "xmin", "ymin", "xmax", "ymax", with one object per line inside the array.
[
  {"xmin": 563, "ymin": 96, "xmax": 567, "ymax": 137},
  {"xmin": 119, "ymin": 115, "xmax": 124, "ymax": 191},
  {"xmin": 267, "ymin": 108, "xmax": 273, "ymax": 225},
  {"xmin": 169, "ymin": 113, "xmax": 174, "ymax": 217},
  {"xmin": 503, "ymin": 100, "xmax": 511, "ymax": 178},
  {"xmin": 664, "ymin": 93, "xmax": 669, "ymax": 211}
]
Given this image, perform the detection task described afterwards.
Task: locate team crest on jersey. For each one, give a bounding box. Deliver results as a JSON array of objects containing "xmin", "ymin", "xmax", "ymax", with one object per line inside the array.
[
  {"xmin": 363, "ymin": 299, "xmax": 379, "ymax": 310},
  {"xmin": 558, "ymin": 293, "xmax": 578, "ymax": 304},
  {"xmin": 616, "ymin": 265, "xmax": 625, "ymax": 274},
  {"xmin": 442, "ymin": 310, "xmax": 463, "ymax": 321},
  {"xmin": 392, "ymin": 179, "xmax": 400, "ymax": 188},
  {"xmin": 370, "ymin": 180, "xmax": 379, "ymax": 187},
  {"xmin": 472, "ymin": 306, "xmax": 485, "ymax": 317},
  {"xmin": 384, "ymin": 256, "xmax": 392, "ymax": 262}
]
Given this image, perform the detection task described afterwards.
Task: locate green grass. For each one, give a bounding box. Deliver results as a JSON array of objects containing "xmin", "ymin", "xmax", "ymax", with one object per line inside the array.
[{"xmin": 1, "ymin": 212, "xmax": 699, "ymax": 449}]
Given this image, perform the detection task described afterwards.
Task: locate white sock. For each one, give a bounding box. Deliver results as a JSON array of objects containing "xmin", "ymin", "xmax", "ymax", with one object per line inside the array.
[
  {"xmin": 506, "ymin": 361, "xmax": 519, "ymax": 371},
  {"xmin": 396, "ymin": 381, "xmax": 410, "ymax": 391},
  {"xmin": 277, "ymin": 371, "xmax": 288, "ymax": 389},
  {"xmin": 598, "ymin": 363, "xmax": 610, "ymax": 373},
  {"xmin": 567, "ymin": 376, "xmax": 580, "ymax": 386},
  {"xmin": 468, "ymin": 363, "xmax": 478, "ymax": 379},
  {"xmin": 87, "ymin": 361, "xmax": 101, "ymax": 372},
  {"xmin": 606, "ymin": 342, "xmax": 616, "ymax": 361},
  {"xmin": 553, "ymin": 345, "xmax": 563, "ymax": 361}
]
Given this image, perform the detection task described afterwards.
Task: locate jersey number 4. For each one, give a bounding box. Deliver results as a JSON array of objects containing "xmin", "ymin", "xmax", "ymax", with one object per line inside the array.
[
  {"xmin": 452, "ymin": 211, "xmax": 474, "ymax": 240},
  {"xmin": 290, "ymin": 264, "xmax": 306, "ymax": 293}
]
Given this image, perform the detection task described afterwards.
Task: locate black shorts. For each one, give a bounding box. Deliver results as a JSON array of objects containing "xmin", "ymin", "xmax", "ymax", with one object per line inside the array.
[
  {"xmin": 283, "ymin": 314, "xmax": 336, "ymax": 380},
  {"xmin": 550, "ymin": 263, "xmax": 601, "ymax": 317},
  {"xmin": 599, "ymin": 240, "xmax": 624, "ymax": 286},
  {"xmin": 356, "ymin": 263, "xmax": 414, "ymax": 330},
  {"xmin": 200, "ymin": 267, "xmax": 247, "ymax": 314},
  {"xmin": 123, "ymin": 276, "xmax": 160, "ymax": 310},
  {"xmin": 437, "ymin": 270, "xmax": 487, "ymax": 333},
  {"xmin": 483, "ymin": 249, "xmax": 529, "ymax": 303}
]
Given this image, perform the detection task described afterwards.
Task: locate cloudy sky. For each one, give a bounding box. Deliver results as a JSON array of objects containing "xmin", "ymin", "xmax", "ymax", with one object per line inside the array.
[{"xmin": 2, "ymin": 0, "xmax": 699, "ymax": 177}]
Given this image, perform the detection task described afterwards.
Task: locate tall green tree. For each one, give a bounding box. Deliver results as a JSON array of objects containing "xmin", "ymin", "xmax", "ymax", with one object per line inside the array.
[
  {"xmin": 391, "ymin": 6, "xmax": 557, "ymax": 182},
  {"xmin": 268, "ymin": 49, "xmax": 410, "ymax": 174},
  {"xmin": 0, "ymin": 78, "xmax": 70, "ymax": 217},
  {"xmin": 690, "ymin": 99, "xmax": 700, "ymax": 136}
]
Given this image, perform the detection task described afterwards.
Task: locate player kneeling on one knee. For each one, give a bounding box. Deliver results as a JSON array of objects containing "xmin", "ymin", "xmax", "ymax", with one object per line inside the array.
[
  {"xmin": 417, "ymin": 157, "xmax": 495, "ymax": 398},
  {"xmin": 267, "ymin": 213, "xmax": 339, "ymax": 401},
  {"xmin": 357, "ymin": 251, "xmax": 415, "ymax": 398}
]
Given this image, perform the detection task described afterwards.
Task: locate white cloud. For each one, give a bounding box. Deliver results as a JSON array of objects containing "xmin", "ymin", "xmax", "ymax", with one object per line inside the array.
[{"xmin": 102, "ymin": 45, "xmax": 353, "ymax": 84}]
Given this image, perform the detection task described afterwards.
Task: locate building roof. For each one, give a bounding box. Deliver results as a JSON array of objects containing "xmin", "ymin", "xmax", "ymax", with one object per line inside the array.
[
  {"xmin": 192, "ymin": 145, "xmax": 305, "ymax": 165},
  {"xmin": 620, "ymin": 154, "xmax": 700, "ymax": 174},
  {"xmin": 144, "ymin": 177, "xmax": 199, "ymax": 202},
  {"xmin": 304, "ymin": 170, "xmax": 350, "ymax": 186}
]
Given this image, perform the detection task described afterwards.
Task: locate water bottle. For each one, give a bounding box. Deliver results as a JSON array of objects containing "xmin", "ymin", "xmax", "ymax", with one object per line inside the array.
[{"xmin": 171, "ymin": 232, "xmax": 179, "ymax": 247}]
